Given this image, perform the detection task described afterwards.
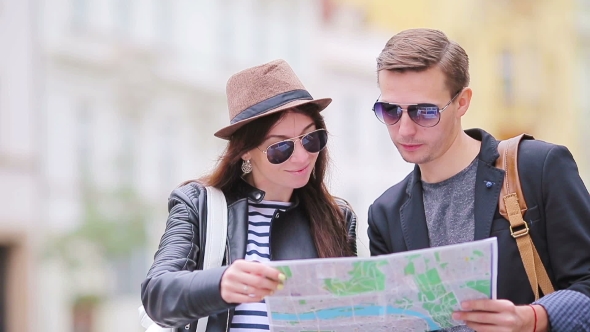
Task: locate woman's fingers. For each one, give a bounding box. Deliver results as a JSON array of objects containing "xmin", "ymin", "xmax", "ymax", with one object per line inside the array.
[
  {"xmin": 224, "ymin": 261, "xmax": 282, "ymax": 291},
  {"xmin": 234, "ymin": 260, "xmax": 286, "ymax": 283},
  {"xmin": 220, "ymin": 260, "xmax": 286, "ymax": 303}
]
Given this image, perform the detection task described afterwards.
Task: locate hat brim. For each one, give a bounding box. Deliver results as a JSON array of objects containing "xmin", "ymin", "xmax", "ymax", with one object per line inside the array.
[{"xmin": 214, "ymin": 98, "xmax": 332, "ymax": 139}]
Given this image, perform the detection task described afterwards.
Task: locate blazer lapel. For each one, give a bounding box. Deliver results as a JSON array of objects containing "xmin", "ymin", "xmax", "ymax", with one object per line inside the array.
[
  {"xmin": 400, "ymin": 172, "xmax": 430, "ymax": 250},
  {"xmin": 473, "ymin": 162, "xmax": 505, "ymax": 240}
]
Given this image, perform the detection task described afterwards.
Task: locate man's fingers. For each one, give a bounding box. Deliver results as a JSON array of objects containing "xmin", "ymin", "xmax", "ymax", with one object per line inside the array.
[
  {"xmin": 463, "ymin": 322, "xmax": 502, "ymax": 332},
  {"xmin": 461, "ymin": 299, "xmax": 512, "ymax": 312},
  {"xmin": 454, "ymin": 310, "xmax": 491, "ymax": 323}
]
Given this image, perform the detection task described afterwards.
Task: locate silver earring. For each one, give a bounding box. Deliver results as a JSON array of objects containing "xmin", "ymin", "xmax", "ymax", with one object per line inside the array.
[{"xmin": 241, "ymin": 160, "xmax": 252, "ymax": 174}]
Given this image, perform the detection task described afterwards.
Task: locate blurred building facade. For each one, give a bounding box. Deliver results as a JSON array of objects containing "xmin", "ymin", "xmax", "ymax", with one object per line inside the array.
[
  {"xmin": 333, "ymin": 0, "xmax": 590, "ymax": 182},
  {"xmin": 34, "ymin": 0, "xmax": 407, "ymax": 331},
  {"xmin": 0, "ymin": 1, "xmax": 39, "ymax": 331},
  {"xmin": 38, "ymin": 1, "xmax": 229, "ymax": 331},
  {"xmin": 2, "ymin": 0, "xmax": 587, "ymax": 331}
]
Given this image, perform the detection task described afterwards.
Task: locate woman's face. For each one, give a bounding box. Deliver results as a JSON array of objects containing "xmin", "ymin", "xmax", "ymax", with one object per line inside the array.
[{"xmin": 242, "ymin": 112, "xmax": 321, "ymax": 202}]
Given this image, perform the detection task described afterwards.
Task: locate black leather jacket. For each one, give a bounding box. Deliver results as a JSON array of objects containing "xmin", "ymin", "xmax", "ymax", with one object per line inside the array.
[{"xmin": 141, "ymin": 181, "xmax": 357, "ymax": 332}]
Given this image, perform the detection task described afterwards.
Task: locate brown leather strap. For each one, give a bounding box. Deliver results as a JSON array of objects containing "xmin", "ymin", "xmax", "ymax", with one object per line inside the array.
[{"xmin": 497, "ymin": 135, "xmax": 555, "ymax": 300}]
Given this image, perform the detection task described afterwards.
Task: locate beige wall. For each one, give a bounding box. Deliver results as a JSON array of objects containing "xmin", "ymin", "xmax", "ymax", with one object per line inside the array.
[{"xmin": 332, "ymin": 0, "xmax": 589, "ymax": 180}]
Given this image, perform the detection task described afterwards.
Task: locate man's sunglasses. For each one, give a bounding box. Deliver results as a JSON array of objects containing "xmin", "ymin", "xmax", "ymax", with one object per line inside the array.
[
  {"xmin": 372, "ymin": 90, "xmax": 462, "ymax": 127},
  {"xmin": 259, "ymin": 129, "xmax": 328, "ymax": 165}
]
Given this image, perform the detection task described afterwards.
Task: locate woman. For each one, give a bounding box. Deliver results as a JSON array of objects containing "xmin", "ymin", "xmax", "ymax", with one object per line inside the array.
[{"xmin": 141, "ymin": 59, "xmax": 357, "ymax": 332}]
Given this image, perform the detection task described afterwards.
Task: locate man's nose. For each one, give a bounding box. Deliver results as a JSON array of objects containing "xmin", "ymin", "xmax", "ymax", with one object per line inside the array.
[{"xmin": 397, "ymin": 111, "xmax": 417, "ymax": 136}]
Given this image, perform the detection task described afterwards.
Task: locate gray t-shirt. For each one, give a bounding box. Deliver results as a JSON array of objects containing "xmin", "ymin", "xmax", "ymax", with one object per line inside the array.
[
  {"xmin": 422, "ymin": 158, "xmax": 478, "ymax": 247},
  {"xmin": 422, "ymin": 158, "xmax": 478, "ymax": 332}
]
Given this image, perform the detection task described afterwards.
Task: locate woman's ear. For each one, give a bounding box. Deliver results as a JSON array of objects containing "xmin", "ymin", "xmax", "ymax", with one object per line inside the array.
[{"xmin": 241, "ymin": 151, "xmax": 251, "ymax": 161}]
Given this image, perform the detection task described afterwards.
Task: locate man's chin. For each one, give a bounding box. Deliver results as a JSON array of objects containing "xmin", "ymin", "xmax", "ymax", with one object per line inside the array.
[{"xmin": 399, "ymin": 152, "xmax": 428, "ymax": 165}]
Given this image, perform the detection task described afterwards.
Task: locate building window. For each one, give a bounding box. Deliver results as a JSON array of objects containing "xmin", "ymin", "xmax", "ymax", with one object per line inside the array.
[
  {"xmin": 71, "ymin": 0, "xmax": 89, "ymax": 31},
  {"xmin": 114, "ymin": 0, "xmax": 131, "ymax": 36},
  {"xmin": 500, "ymin": 49, "xmax": 514, "ymax": 106},
  {"xmin": 283, "ymin": 1, "xmax": 301, "ymax": 67},
  {"xmin": 77, "ymin": 101, "xmax": 92, "ymax": 185},
  {"xmin": 118, "ymin": 113, "xmax": 136, "ymax": 189},
  {"xmin": 343, "ymin": 96, "xmax": 359, "ymax": 155},
  {"xmin": 159, "ymin": 121, "xmax": 174, "ymax": 187},
  {"xmin": 217, "ymin": 0, "xmax": 235, "ymax": 64},
  {"xmin": 253, "ymin": 0, "xmax": 268, "ymax": 59},
  {"xmin": 154, "ymin": 0, "xmax": 172, "ymax": 44},
  {"xmin": 71, "ymin": 0, "xmax": 88, "ymax": 30}
]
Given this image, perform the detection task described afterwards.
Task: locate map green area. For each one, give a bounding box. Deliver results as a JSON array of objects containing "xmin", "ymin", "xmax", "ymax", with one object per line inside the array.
[
  {"xmin": 265, "ymin": 237, "xmax": 498, "ymax": 332},
  {"xmin": 323, "ymin": 261, "xmax": 387, "ymax": 295}
]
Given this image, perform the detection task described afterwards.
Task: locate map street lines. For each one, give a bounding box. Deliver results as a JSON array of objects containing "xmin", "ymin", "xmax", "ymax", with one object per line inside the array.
[{"xmin": 265, "ymin": 237, "xmax": 498, "ymax": 332}]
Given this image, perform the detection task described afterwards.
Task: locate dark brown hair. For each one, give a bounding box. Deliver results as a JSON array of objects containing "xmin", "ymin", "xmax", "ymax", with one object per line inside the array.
[
  {"xmin": 377, "ymin": 28, "xmax": 469, "ymax": 96},
  {"xmin": 197, "ymin": 105, "xmax": 353, "ymax": 258}
]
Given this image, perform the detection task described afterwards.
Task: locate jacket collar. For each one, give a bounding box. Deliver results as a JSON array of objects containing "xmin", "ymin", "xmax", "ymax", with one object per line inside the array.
[
  {"xmin": 466, "ymin": 128, "xmax": 505, "ymax": 240},
  {"xmin": 235, "ymin": 177, "xmax": 300, "ymax": 210},
  {"xmin": 400, "ymin": 128, "xmax": 505, "ymax": 249}
]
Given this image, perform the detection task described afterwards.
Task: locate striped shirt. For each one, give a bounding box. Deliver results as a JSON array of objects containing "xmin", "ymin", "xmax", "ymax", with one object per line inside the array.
[{"xmin": 229, "ymin": 200, "xmax": 291, "ymax": 332}]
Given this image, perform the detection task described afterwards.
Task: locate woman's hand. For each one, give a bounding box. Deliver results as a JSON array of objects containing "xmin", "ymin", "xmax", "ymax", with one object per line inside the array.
[
  {"xmin": 220, "ymin": 259, "xmax": 285, "ymax": 303},
  {"xmin": 452, "ymin": 299, "xmax": 548, "ymax": 332}
]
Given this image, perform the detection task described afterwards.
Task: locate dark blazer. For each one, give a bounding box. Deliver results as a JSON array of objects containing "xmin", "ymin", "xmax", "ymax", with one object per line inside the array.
[
  {"xmin": 368, "ymin": 128, "xmax": 590, "ymax": 305},
  {"xmin": 141, "ymin": 181, "xmax": 357, "ymax": 332}
]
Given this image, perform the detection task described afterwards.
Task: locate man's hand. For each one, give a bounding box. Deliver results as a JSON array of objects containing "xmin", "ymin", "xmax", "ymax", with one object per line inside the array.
[{"xmin": 452, "ymin": 299, "xmax": 548, "ymax": 332}]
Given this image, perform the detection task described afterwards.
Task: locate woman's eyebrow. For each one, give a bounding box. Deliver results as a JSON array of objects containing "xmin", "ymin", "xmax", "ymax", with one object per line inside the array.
[{"xmin": 265, "ymin": 123, "xmax": 315, "ymax": 140}]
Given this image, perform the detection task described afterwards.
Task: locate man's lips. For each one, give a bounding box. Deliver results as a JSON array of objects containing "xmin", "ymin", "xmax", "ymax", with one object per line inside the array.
[{"xmin": 399, "ymin": 143, "xmax": 423, "ymax": 151}]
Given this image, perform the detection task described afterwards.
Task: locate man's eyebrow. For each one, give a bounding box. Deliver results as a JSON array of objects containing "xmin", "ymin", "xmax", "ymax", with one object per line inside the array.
[{"xmin": 265, "ymin": 123, "xmax": 316, "ymax": 140}]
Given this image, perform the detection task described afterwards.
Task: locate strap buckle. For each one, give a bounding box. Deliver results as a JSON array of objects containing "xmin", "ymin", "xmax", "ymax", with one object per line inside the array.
[{"xmin": 510, "ymin": 221, "xmax": 530, "ymax": 238}]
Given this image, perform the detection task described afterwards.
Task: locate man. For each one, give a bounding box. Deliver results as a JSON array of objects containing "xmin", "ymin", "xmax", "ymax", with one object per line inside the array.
[{"xmin": 367, "ymin": 28, "xmax": 590, "ymax": 332}]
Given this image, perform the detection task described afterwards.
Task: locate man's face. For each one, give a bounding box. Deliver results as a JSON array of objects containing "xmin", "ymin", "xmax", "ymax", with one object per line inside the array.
[{"xmin": 377, "ymin": 66, "xmax": 464, "ymax": 167}]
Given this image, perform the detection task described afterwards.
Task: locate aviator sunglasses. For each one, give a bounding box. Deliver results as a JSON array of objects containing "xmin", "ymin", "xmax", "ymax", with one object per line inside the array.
[
  {"xmin": 259, "ymin": 129, "xmax": 328, "ymax": 164},
  {"xmin": 372, "ymin": 90, "xmax": 462, "ymax": 127}
]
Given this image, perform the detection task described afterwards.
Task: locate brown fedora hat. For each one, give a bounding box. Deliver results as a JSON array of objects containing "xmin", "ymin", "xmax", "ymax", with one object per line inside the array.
[{"xmin": 214, "ymin": 59, "xmax": 332, "ymax": 139}]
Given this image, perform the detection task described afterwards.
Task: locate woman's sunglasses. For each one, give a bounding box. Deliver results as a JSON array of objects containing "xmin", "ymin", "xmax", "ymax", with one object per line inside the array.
[
  {"xmin": 372, "ymin": 90, "xmax": 461, "ymax": 128},
  {"xmin": 259, "ymin": 129, "xmax": 328, "ymax": 165}
]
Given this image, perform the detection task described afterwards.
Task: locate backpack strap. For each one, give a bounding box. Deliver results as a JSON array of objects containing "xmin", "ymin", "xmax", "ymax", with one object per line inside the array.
[
  {"xmin": 203, "ymin": 186, "xmax": 228, "ymax": 270},
  {"xmin": 496, "ymin": 134, "xmax": 555, "ymax": 300},
  {"xmin": 196, "ymin": 186, "xmax": 228, "ymax": 332}
]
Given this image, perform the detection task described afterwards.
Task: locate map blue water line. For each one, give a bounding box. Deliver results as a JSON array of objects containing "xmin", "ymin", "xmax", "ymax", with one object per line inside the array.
[{"xmin": 271, "ymin": 305, "xmax": 440, "ymax": 330}]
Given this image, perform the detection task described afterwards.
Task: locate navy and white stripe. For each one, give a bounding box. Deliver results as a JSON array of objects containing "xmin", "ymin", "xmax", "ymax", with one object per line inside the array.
[{"xmin": 229, "ymin": 200, "xmax": 290, "ymax": 332}]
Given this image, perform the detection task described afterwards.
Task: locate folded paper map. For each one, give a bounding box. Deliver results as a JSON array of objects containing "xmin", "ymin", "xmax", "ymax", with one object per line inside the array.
[{"xmin": 265, "ymin": 237, "xmax": 498, "ymax": 332}]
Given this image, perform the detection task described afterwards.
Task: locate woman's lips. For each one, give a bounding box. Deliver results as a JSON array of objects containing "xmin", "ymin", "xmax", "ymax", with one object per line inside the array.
[{"xmin": 286, "ymin": 164, "xmax": 309, "ymax": 174}]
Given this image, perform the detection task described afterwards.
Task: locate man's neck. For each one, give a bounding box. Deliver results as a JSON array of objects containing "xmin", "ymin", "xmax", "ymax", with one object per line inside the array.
[{"xmin": 419, "ymin": 131, "xmax": 481, "ymax": 183}]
